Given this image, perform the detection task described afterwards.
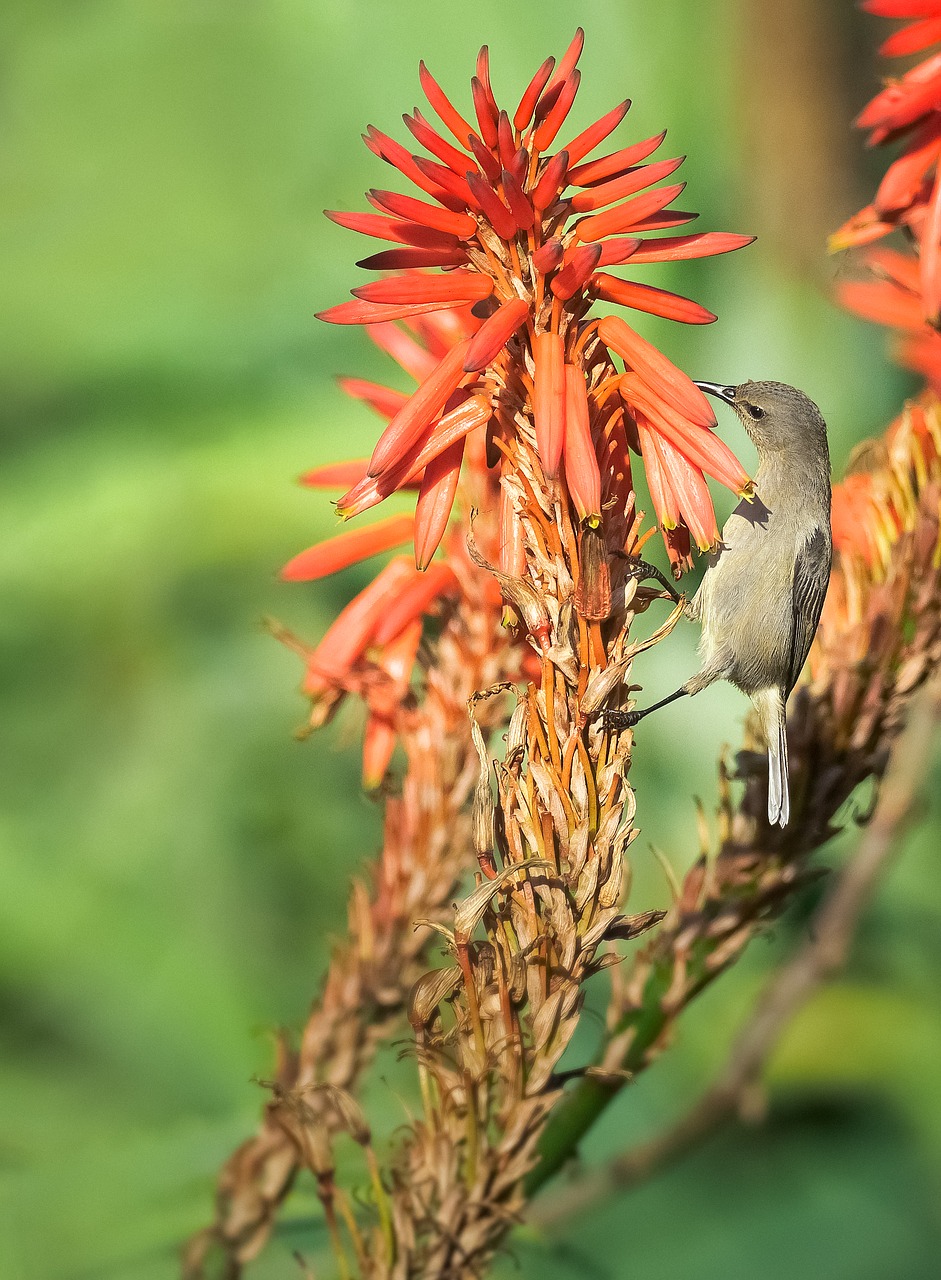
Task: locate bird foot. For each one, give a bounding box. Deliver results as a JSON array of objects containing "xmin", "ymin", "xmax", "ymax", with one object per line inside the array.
[
  {"xmin": 599, "ymin": 707, "xmax": 641, "ymax": 731},
  {"xmin": 613, "ymin": 553, "xmax": 681, "ymax": 602}
]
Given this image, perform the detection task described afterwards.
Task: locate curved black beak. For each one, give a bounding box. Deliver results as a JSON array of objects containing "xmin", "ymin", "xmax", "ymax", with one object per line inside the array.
[{"xmin": 694, "ymin": 380, "xmax": 737, "ymax": 405}]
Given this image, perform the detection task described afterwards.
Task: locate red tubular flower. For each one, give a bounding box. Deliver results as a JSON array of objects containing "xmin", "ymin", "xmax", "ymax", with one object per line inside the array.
[
  {"xmin": 300, "ymin": 459, "xmax": 371, "ymax": 489},
  {"xmin": 464, "ymin": 298, "xmax": 531, "ymax": 371},
  {"xmin": 372, "ymin": 563, "xmax": 459, "ymax": 646},
  {"xmin": 563, "ymin": 366, "xmax": 601, "ymax": 523},
  {"xmin": 414, "ymin": 436, "xmax": 466, "ymax": 570},
  {"xmin": 598, "ymin": 316, "xmax": 715, "ymax": 426},
  {"xmin": 281, "ymin": 513, "xmax": 416, "ymax": 582},
  {"xmin": 533, "ymin": 331, "xmax": 566, "ymax": 478},
  {"xmin": 361, "ymin": 619, "xmax": 423, "ymax": 790},
  {"xmin": 367, "ymin": 337, "xmax": 473, "ymax": 477},
  {"xmin": 300, "ymin": 556, "xmax": 416, "ymax": 712},
  {"xmin": 592, "ymin": 274, "xmax": 717, "ymax": 324},
  {"xmin": 834, "ymin": 2, "xmax": 941, "ymax": 348},
  {"xmin": 337, "ymin": 378, "xmax": 409, "ymax": 419},
  {"xmin": 618, "ymin": 373, "xmax": 752, "ymax": 496},
  {"xmin": 301, "ymin": 32, "xmax": 753, "ymax": 602}
]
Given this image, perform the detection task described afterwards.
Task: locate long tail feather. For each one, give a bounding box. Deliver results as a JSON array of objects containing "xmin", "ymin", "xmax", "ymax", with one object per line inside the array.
[{"xmin": 752, "ymin": 687, "xmax": 790, "ymax": 827}]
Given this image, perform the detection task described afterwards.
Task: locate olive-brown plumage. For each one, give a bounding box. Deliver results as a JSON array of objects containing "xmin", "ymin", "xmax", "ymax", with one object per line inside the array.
[{"xmin": 612, "ymin": 381, "xmax": 832, "ymax": 827}]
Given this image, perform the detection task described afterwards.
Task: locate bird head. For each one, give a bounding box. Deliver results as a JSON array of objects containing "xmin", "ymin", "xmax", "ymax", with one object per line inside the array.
[{"xmin": 695, "ymin": 380, "xmax": 828, "ymax": 459}]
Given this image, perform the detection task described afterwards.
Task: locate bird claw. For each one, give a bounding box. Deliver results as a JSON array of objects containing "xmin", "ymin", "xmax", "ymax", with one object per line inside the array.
[
  {"xmin": 599, "ymin": 707, "xmax": 641, "ymax": 731},
  {"xmin": 613, "ymin": 553, "xmax": 681, "ymax": 602}
]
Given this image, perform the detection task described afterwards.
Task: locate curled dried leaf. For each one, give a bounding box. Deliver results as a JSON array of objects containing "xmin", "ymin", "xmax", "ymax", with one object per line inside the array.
[
  {"xmin": 454, "ymin": 859, "xmax": 553, "ymax": 940},
  {"xmin": 467, "ymin": 523, "xmax": 552, "ymax": 649},
  {"xmin": 407, "ymin": 966, "xmax": 462, "ymax": 1030}
]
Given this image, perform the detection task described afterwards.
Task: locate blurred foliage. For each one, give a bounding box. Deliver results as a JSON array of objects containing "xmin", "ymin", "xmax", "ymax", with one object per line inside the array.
[{"xmin": 1, "ymin": 1, "xmax": 940, "ymax": 1277}]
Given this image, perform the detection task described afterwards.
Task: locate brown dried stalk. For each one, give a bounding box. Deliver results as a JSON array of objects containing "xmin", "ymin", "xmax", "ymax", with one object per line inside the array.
[
  {"xmin": 530, "ymin": 672, "xmax": 941, "ymax": 1226},
  {"xmin": 305, "ymin": 341, "xmax": 684, "ymax": 1279},
  {"xmin": 528, "ymin": 399, "xmax": 941, "ymax": 1191},
  {"xmin": 183, "ymin": 563, "xmax": 515, "ymax": 1278}
]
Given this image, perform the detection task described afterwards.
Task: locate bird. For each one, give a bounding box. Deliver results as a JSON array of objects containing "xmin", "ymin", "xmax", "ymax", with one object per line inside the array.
[{"xmin": 607, "ymin": 381, "xmax": 832, "ymax": 827}]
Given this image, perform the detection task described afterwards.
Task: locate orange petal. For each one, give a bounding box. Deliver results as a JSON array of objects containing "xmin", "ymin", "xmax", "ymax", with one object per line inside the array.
[
  {"xmin": 533, "ymin": 331, "xmax": 566, "ymax": 478},
  {"xmin": 598, "ymin": 315, "xmax": 716, "ymax": 427},
  {"xmin": 363, "ymin": 125, "xmax": 466, "ymax": 210},
  {"xmin": 338, "ymin": 377, "xmax": 409, "ymax": 418},
  {"xmin": 414, "ymin": 437, "xmax": 465, "ymax": 569},
  {"xmin": 569, "ymin": 155, "xmax": 685, "ymax": 213},
  {"xmin": 548, "ymin": 27, "xmax": 585, "ymax": 88},
  {"xmin": 372, "ymin": 563, "xmax": 459, "ymax": 646},
  {"xmin": 575, "ymin": 182, "xmax": 687, "ymax": 242},
  {"xmin": 405, "ymin": 107, "xmax": 474, "ymax": 175},
  {"xmin": 368, "ymin": 321, "xmax": 438, "ymax": 382},
  {"xmin": 499, "ymin": 479, "xmax": 527, "ymax": 577},
  {"xmin": 863, "ymin": 1, "xmax": 941, "ymax": 16},
  {"xmin": 472, "ymin": 68, "xmax": 499, "ymax": 148},
  {"xmin": 592, "ymin": 274, "xmax": 717, "ymax": 324},
  {"xmin": 281, "ymin": 513, "xmax": 416, "ymax": 582},
  {"xmin": 568, "ymin": 131, "xmax": 667, "ymax": 186},
  {"xmin": 597, "ymin": 238, "xmax": 641, "ymax": 267},
  {"xmin": 625, "ymin": 232, "xmax": 756, "ymax": 263},
  {"xmin": 532, "ymin": 151, "xmax": 570, "ymax": 212},
  {"xmin": 879, "ymin": 16, "xmax": 941, "ymax": 57},
  {"xmin": 874, "ymin": 118, "xmax": 941, "ymax": 213},
  {"xmin": 338, "ymin": 393, "xmax": 490, "ymax": 518},
  {"xmin": 299, "ymin": 459, "xmax": 369, "ymax": 489},
  {"xmin": 303, "ymin": 557, "xmax": 415, "ymax": 692},
  {"xmin": 636, "ymin": 418, "xmax": 678, "ymax": 528},
  {"xmin": 362, "ymin": 713, "xmax": 397, "ymax": 791},
  {"xmin": 651, "ymin": 437, "xmax": 719, "ymax": 551},
  {"xmin": 466, "ymin": 170, "xmax": 517, "ymax": 240},
  {"xmin": 563, "ymin": 366, "xmax": 601, "ymax": 521},
  {"xmin": 501, "ymin": 167, "xmax": 536, "ymax": 230},
  {"xmin": 922, "ymin": 171, "xmax": 941, "ymax": 325},
  {"xmin": 405, "ymin": 392, "xmax": 492, "ymax": 479},
  {"xmin": 619, "ymin": 374, "xmax": 751, "ymax": 495},
  {"xmin": 325, "ymin": 209, "xmax": 461, "ymax": 250},
  {"xmin": 630, "ymin": 209, "xmax": 700, "ymax": 232},
  {"xmin": 828, "ymin": 204, "xmax": 895, "ymax": 253},
  {"xmin": 837, "ymin": 279, "xmax": 926, "ymax": 330},
  {"xmin": 356, "ymin": 246, "xmax": 469, "ymax": 270},
  {"xmin": 532, "ymin": 239, "xmax": 565, "ymax": 273},
  {"xmin": 368, "ymin": 338, "xmax": 472, "ymax": 476},
  {"xmin": 865, "ymin": 246, "xmax": 921, "ymax": 291},
  {"xmin": 318, "ymin": 298, "xmax": 470, "ymax": 325},
  {"xmin": 533, "ymin": 70, "xmax": 581, "ymax": 151},
  {"xmin": 514, "ymin": 56, "xmax": 555, "ymax": 131},
  {"xmin": 551, "ymin": 244, "xmax": 603, "ymax": 300},
  {"xmin": 352, "ymin": 272, "xmax": 494, "ymax": 306},
  {"xmin": 562, "ymin": 99, "xmax": 632, "ymax": 166},
  {"xmin": 468, "ymin": 130, "xmax": 503, "ymax": 182},
  {"xmin": 367, "ymin": 189, "xmax": 477, "ymax": 238},
  {"xmin": 463, "ymin": 298, "xmax": 531, "ymax": 371},
  {"xmin": 419, "ymin": 60, "xmax": 476, "ymax": 145},
  {"xmin": 412, "ymin": 304, "xmax": 478, "ymax": 353},
  {"xmin": 375, "ymin": 618, "xmax": 423, "ymax": 711},
  {"xmin": 412, "ymin": 156, "xmax": 478, "ymax": 207}
]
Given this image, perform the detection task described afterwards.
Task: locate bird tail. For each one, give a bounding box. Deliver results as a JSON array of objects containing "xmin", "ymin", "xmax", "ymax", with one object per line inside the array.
[{"xmin": 751, "ymin": 688, "xmax": 789, "ymax": 827}]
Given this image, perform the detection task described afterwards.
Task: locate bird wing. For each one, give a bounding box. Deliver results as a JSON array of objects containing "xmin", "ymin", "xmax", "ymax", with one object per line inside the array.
[{"xmin": 786, "ymin": 526, "xmax": 832, "ymax": 695}]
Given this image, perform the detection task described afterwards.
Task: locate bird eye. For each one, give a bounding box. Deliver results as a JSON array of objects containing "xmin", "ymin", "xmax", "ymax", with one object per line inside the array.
[{"xmin": 745, "ymin": 403, "xmax": 765, "ymax": 421}]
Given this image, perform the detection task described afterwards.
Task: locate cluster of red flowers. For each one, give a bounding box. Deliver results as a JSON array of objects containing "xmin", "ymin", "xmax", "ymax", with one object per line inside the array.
[
  {"xmin": 282, "ymin": 32, "xmax": 756, "ymax": 780},
  {"xmin": 834, "ymin": 0, "xmax": 941, "ymax": 384}
]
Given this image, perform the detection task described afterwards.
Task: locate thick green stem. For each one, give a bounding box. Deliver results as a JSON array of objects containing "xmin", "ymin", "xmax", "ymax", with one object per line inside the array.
[{"xmin": 525, "ymin": 969, "xmax": 673, "ymax": 1195}]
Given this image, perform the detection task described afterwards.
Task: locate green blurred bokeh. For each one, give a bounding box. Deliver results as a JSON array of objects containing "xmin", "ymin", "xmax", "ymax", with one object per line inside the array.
[{"xmin": 2, "ymin": 1, "xmax": 940, "ymax": 1276}]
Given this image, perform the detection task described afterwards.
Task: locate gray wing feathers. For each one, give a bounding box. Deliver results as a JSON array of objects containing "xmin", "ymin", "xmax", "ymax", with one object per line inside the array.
[{"xmin": 786, "ymin": 526, "xmax": 832, "ymax": 694}]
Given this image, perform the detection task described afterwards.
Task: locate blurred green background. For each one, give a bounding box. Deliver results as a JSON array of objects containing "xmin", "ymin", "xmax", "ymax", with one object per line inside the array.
[{"xmin": 3, "ymin": 1, "xmax": 940, "ymax": 1276}]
